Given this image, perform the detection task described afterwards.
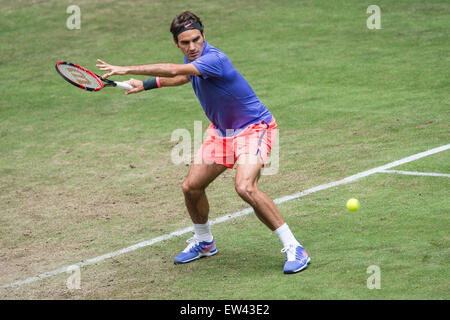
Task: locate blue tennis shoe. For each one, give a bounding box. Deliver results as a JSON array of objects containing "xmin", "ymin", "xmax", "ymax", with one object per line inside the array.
[
  {"xmin": 174, "ymin": 237, "xmax": 217, "ymax": 264},
  {"xmin": 281, "ymin": 244, "xmax": 311, "ymax": 274}
]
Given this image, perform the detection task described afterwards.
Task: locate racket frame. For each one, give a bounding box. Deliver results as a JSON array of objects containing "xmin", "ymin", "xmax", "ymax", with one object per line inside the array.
[{"xmin": 55, "ymin": 61, "xmax": 122, "ymax": 92}]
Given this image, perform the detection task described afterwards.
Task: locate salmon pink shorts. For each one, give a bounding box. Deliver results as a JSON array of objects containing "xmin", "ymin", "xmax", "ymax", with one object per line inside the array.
[{"xmin": 195, "ymin": 117, "xmax": 277, "ymax": 168}]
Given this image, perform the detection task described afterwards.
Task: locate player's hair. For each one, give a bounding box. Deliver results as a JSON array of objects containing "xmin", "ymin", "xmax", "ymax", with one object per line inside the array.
[{"xmin": 170, "ymin": 11, "xmax": 204, "ymax": 42}]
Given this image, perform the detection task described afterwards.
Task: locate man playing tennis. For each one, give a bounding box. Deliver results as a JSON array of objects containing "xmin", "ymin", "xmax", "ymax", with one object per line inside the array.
[{"xmin": 96, "ymin": 11, "xmax": 310, "ymax": 274}]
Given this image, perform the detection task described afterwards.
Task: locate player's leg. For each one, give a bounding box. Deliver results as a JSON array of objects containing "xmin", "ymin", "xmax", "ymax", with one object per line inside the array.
[
  {"xmin": 175, "ymin": 162, "xmax": 227, "ymax": 264},
  {"xmin": 234, "ymin": 149, "xmax": 310, "ymax": 273},
  {"xmin": 182, "ymin": 161, "xmax": 228, "ymax": 224},
  {"xmin": 182, "ymin": 123, "xmax": 232, "ymax": 225},
  {"xmin": 234, "ymin": 154, "xmax": 284, "ymax": 230},
  {"xmin": 174, "ymin": 138, "xmax": 229, "ymax": 264}
]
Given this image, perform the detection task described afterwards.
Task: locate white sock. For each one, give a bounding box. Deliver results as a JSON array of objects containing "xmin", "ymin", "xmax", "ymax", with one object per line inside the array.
[
  {"xmin": 274, "ymin": 223, "xmax": 300, "ymax": 248},
  {"xmin": 193, "ymin": 221, "xmax": 213, "ymax": 243}
]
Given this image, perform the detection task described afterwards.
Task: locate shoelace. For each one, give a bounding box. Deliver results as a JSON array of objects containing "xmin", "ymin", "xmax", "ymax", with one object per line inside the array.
[
  {"xmin": 183, "ymin": 236, "xmax": 201, "ymax": 253},
  {"xmin": 281, "ymin": 244, "xmax": 304, "ymax": 262}
]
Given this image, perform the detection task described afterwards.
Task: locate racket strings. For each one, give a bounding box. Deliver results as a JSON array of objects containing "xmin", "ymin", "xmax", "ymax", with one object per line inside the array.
[{"xmin": 57, "ymin": 63, "xmax": 103, "ymax": 89}]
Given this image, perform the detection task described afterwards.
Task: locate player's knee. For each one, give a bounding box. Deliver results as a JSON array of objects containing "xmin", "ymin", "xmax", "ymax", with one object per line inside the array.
[
  {"xmin": 235, "ymin": 181, "xmax": 257, "ymax": 200},
  {"xmin": 182, "ymin": 179, "xmax": 202, "ymax": 196},
  {"xmin": 181, "ymin": 180, "xmax": 192, "ymax": 195}
]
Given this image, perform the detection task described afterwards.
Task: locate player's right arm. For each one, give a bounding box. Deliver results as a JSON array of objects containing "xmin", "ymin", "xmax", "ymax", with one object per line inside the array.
[
  {"xmin": 96, "ymin": 59, "xmax": 200, "ymax": 78},
  {"xmin": 124, "ymin": 75, "xmax": 190, "ymax": 95}
]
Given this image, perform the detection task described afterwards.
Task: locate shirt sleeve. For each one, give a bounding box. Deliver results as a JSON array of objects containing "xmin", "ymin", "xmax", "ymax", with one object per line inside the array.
[{"xmin": 191, "ymin": 53, "xmax": 224, "ymax": 79}]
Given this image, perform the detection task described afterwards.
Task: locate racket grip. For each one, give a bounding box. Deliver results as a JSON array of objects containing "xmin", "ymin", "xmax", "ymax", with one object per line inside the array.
[{"xmin": 115, "ymin": 81, "xmax": 134, "ymax": 90}]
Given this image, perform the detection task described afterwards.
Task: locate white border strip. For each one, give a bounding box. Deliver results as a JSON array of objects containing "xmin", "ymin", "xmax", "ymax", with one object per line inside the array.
[
  {"xmin": 2, "ymin": 143, "xmax": 449, "ymax": 289},
  {"xmin": 380, "ymin": 169, "xmax": 450, "ymax": 178}
]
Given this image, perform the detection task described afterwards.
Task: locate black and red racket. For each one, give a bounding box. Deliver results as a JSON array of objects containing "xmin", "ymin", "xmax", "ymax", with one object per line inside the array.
[{"xmin": 55, "ymin": 61, "xmax": 133, "ymax": 92}]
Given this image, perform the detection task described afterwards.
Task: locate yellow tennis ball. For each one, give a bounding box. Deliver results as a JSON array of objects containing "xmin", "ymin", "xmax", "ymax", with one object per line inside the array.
[{"xmin": 346, "ymin": 198, "xmax": 360, "ymax": 211}]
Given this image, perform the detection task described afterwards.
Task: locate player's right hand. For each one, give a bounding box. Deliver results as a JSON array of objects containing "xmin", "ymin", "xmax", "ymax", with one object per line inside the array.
[
  {"xmin": 124, "ymin": 78, "xmax": 144, "ymax": 95},
  {"xmin": 96, "ymin": 59, "xmax": 128, "ymax": 79}
]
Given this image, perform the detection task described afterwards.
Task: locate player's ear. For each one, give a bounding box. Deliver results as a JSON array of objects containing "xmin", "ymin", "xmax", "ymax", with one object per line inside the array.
[{"xmin": 173, "ymin": 38, "xmax": 179, "ymax": 48}]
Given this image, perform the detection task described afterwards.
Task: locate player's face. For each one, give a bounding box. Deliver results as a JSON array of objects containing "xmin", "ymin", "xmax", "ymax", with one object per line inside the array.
[{"xmin": 175, "ymin": 29, "xmax": 205, "ymax": 62}]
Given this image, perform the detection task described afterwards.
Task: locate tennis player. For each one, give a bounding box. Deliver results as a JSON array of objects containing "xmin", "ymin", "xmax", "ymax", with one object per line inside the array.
[{"xmin": 96, "ymin": 11, "xmax": 310, "ymax": 274}]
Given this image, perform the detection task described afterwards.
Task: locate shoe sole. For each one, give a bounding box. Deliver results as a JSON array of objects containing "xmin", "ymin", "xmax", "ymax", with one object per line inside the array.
[
  {"xmin": 284, "ymin": 257, "xmax": 311, "ymax": 274},
  {"xmin": 174, "ymin": 249, "xmax": 218, "ymax": 264}
]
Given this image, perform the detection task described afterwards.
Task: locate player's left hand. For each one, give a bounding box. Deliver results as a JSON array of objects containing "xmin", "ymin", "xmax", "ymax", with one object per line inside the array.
[
  {"xmin": 96, "ymin": 59, "xmax": 128, "ymax": 79},
  {"xmin": 124, "ymin": 78, "xmax": 144, "ymax": 95}
]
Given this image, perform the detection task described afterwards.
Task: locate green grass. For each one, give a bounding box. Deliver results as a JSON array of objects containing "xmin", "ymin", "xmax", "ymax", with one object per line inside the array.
[
  {"xmin": 394, "ymin": 151, "xmax": 450, "ymax": 173},
  {"xmin": 2, "ymin": 173, "xmax": 449, "ymax": 299},
  {"xmin": 0, "ymin": 0, "xmax": 449, "ymax": 299}
]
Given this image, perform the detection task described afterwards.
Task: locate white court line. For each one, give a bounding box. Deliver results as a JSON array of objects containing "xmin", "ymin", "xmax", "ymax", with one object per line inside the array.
[
  {"xmin": 380, "ymin": 170, "xmax": 450, "ymax": 178},
  {"xmin": 2, "ymin": 143, "xmax": 450, "ymax": 289}
]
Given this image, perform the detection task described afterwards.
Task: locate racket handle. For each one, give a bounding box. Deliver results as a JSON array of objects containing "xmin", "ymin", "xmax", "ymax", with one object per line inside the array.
[{"xmin": 115, "ymin": 81, "xmax": 134, "ymax": 90}]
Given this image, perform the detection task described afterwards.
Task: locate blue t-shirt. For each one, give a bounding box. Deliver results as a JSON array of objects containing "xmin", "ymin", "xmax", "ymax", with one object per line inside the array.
[{"xmin": 185, "ymin": 41, "xmax": 272, "ymax": 137}]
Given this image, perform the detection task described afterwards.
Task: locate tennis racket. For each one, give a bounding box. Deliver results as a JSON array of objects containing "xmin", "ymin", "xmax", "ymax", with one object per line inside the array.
[{"xmin": 55, "ymin": 61, "xmax": 133, "ymax": 92}]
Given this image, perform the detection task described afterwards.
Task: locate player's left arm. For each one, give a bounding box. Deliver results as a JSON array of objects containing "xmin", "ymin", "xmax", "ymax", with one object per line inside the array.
[
  {"xmin": 96, "ymin": 59, "xmax": 200, "ymax": 79},
  {"xmin": 123, "ymin": 75, "xmax": 190, "ymax": 95}
]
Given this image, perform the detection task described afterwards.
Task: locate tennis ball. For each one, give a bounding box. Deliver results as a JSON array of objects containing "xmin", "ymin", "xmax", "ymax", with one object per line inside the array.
[{"xmin": 346, "ymin": 198, "xmax": 360, "ymax": 211}]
